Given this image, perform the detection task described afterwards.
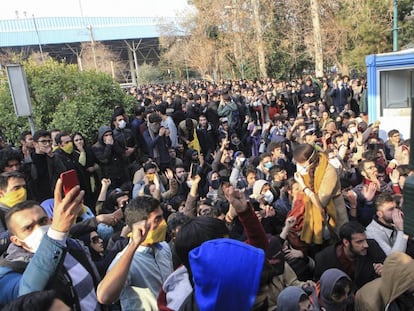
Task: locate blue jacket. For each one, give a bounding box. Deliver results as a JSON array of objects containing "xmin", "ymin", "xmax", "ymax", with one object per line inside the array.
[{"xmin": 0, "ymin": 234, "xmax": 101, "ymax": 310}]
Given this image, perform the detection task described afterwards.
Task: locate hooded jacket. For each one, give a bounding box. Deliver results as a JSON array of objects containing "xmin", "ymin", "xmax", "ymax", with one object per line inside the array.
[
  {"xmin": 319, "ymin": 268, "xmax": 352, "ymax": 311},
  {"xmin": 92, "ymin": 125, "xmax": 129, "ymax": 187},
  {"xmin": 277, "ymin": 286, "xmax": 310, "ymax": 311},
  {"xmin": 355, "ymin": 252, "xmax": 414, "ymax": 311}
]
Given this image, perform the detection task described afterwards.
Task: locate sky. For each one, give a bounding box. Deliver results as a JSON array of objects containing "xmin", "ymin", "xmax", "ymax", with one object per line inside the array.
[{"xmin": 0, "ymin": 0, "xmax": 192, "ymax": 20}]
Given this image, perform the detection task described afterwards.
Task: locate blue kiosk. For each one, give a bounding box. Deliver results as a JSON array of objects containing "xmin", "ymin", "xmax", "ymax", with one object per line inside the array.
[
  {"xmin": 366, "ymin": 49, "xmax": 414, "ymax": 141},
  {"xmin": 367, "ymin": 49, "xmax": 414, "ymax": 235}
]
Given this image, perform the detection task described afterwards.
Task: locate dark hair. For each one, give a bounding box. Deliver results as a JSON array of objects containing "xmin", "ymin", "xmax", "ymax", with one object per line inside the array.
[
  {"xmin": 358, "ymin": 159, "xmax": 375, "ymax": 174},
  {"xmin": 1, "ymin": 289, "xmax": 58, "ymax": 311},
  {"xmin": 285, "ymin": 177, "xmax": 298, "ymax": 192},
  {"xmin": 0, "ymin": 171, "xmax": 25, "ymax": 190},
  {"xmin": 134, "ymin": 105, "xmax": 146, "ymax": 116},
  {"xmin": 267, "ymin": 141, "xmax": 283, "ymax": 153},
  {"xmin": 143, "ymin": 162, "xmax": 157, "ymax": 173},
  {"xmin": 388, "ymin": 129, "xmax": 399, "ymax": 138},
  {"xmin": 124, "ymin": 196, "xmax": 160, "ymax": 228},
  {"xmin": 331, "ymin": 276, "xmax": 352, "ymax": 300},
  {"xmin": 293, "ymin": 143, "xmax": 319, "ymax": 191},
  {"xmin": 5, "ymin": 200, "xmax": 42, "ymax": 234},
  {"xmin": 269, "ymin": 165, "xmax": 284, "ymax": 177},
  {"xmin": 331, "ymin": 133, "xmax": 343, "ymax": 145},
  {"xmin": 54, "ymin": 131, "xmax": 70, "ymax": 145},
  {"xmin": 260, "ymin": 152, "xmax": 272, "ymax": 162},
  {"xmin": 71, "ymin": 132, "xmax": 87, "ymax": 148},
  {"xmin": 167, "ymin": 213, "xmax": 191, "ymax": 238},
  {"xmin": 156, "ymin": 104, "xmax": 167, "ymax": 115},
  {"xmin": 19, "ymin": 130, "xmax": 32, "ymax": 142},
  {"xmin": 175, "ymin": 216, "xmax": 228, "ymax": 268},
  {"xmin": 33, "ymin": 130, "xmax": 51, "ymax": 142},
  {"xmin": 243, "ymin": 165, "xmax": 257, "ymax": 178},
  {"xmin": 339, "ymin": 221, "xmax": 365, "ymax": 242},
  {"xmin": 396, "ymin": 164, "xmax": 412, "ymax": 177},
  {"xmin": 374, "ymin": 193, "xmax": 394, "ymax": 212},
  {"xmin": 0, "ymin": 148, "xmax": 23, "ymax": 173}
]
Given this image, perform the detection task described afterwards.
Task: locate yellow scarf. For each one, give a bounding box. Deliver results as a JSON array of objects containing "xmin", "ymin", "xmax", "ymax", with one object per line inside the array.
[
  {"xmin": 188, "ymin": 128, "xmax": 201, "ymax": 154},
  {"xmin": 300, "ymin": 152, "xmax": 337, "ymax": 245},
  {"xmin": 0, "ymin": 188, "xmax": 27, "ymax": 208}
]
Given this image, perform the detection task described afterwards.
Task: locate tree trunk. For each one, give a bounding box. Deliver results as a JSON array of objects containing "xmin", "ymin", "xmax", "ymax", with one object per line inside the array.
[
  {"xmin": 252, "ymin": 0, "xmax": 267, "ymax": 78},
  {"xmin": 310, "ymin": 0, "xmax": 323, "ymax": 77}
]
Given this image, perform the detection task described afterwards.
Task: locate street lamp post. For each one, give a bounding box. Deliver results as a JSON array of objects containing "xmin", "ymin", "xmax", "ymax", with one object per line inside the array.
[{"xmin": 393, "ymin": 0, "xmax": 398, "ymax": 52}]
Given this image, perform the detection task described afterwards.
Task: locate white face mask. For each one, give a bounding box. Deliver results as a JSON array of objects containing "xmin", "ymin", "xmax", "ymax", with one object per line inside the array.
[
  {"xmin": 349, "ymin": 127, "xmax": 357, "ymax": 134},
  {"xmin": 329, "ymin": 108, "xmax": 335, "ymax": 113},
  {"xmin": 296, "ymin": 163, "xmax": 308, "ymax": 175},
  {"xmin": 118, "ymin": 120, "xmax": 127, "ymax": 129},
  {"xmin": 22, "ymin": 225, "xmax": 50, "ymax": 253},
  {"xmin": 186, "ymin": 180, "xmax": 193, "ymax": 188},
  {"xmin": 263, "ymin": 190, "xmax": 274, "ymax": 203}
]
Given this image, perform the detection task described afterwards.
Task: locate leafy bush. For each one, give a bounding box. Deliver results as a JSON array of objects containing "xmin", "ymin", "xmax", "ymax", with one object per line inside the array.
[{"xmin": 0, "ymin": 57, "xmax": 132, "ymax": 145}]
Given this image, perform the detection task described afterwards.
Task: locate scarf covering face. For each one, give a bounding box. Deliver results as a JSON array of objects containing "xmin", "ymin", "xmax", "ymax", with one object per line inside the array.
[{"xmin": 0, "ymin": 187, "xmax": 27, "ymax": 208}]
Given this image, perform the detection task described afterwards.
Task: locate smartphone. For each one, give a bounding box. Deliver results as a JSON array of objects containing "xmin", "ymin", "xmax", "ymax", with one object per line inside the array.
[
  {"xmin": 191, "ymin": 164, "xmax": 199, "ymax": 178},
  {"xmin": 60, "ymin": 169, "xmax": 79, "ymax": 195}
]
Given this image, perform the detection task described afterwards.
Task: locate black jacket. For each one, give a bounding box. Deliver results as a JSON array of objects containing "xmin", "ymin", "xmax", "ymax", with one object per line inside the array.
[{"xmin": 314, "ymin": 239, "xmax": 386, "ymax": 289}]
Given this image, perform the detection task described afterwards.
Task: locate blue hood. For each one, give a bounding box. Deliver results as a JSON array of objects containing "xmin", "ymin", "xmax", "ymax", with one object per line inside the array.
[{"xmin": 189, "ymin": 238, "xmax": 264, "ymax": 311}]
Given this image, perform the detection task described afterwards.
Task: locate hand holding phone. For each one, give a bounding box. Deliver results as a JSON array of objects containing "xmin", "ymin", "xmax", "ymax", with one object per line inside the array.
[{"xmin": 60, "ymin": 170, "xmax": 79, "ymax": 196}]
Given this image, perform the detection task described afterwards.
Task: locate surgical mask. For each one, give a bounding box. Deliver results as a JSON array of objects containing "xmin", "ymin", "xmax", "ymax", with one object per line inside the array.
[
  {"xmin": 349, "ymin": 127, "xmax": 357, "ymax": 134},
  {"xmin": 263, "ymin": 190, "xmax": 274, "ymax": 203},
  {"xmin": 296, "ymin": 163, "xmax": 308, "ymax": 175},
  {"xmin": 61, "ymin": 142, "xmax": 73, "ymax": 154},
  {"xmin": 238, "ymin": 157, "xmax": 246, "ymax": 166},
  {"xmin": 0, "ymin": 187, "xmax": 27, "ymax": 208},
  {"xmin": 142, "ymin": 220, "xmax": 167, "ymax": 245},
  {"xmin": 211, "ymin": 179, "xmax": 220, "ymax": 190},
  {"xmin": 264, "ymin": 162, "xmax": 273, "ymax": 169},
  {"xmin": 22, "ymin": 225, "xmax": 50, "ymax": 253},
  {"xmin": 118, "ymin": 120, "xmax": 127, "ymax": 129},
  {"xmin": 231, "ymin": 138, "xmax": 241, "ymax": 146},
  {"xmin": 329, "ymin": 108, "xmax": 335, "ymax": 113}
]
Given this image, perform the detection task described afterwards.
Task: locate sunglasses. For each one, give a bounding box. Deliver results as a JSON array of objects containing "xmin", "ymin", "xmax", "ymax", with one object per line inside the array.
[{"xmin": 91, "ymin": 236, "xmax": 102, "ymax": 244}]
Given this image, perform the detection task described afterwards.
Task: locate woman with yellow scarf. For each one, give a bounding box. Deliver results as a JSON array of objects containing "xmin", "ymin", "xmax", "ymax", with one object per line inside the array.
[{"xmin": 292, "ymin": 143, "xmax": 349, "ymax": 245}]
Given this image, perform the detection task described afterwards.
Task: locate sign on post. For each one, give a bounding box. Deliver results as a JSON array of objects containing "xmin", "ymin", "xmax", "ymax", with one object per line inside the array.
[{"xmin": 6, "ymin": 64, "xmax": 35, "ymax": 133}]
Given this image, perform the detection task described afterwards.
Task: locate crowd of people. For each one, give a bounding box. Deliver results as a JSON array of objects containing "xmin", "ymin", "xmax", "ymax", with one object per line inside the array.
[{"xmin": 0, "ymin": 74, "xmax": 413, "ymax": 311}]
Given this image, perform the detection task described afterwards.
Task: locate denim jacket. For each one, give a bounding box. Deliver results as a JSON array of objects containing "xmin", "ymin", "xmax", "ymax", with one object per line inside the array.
[{"xmin": 0, "ymin": 234, "xmax": 103, "ymax": 310}]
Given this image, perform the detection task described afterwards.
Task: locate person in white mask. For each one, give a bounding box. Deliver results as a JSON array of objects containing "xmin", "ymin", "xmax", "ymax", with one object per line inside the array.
[
  {"xmin": 0, "ymin": 179, "xmax": 104, "ymax": 310},
  {"xmin": 111, "ymin": 108, "xmax": 137, "ymax": 164},
  {"xmin": 293, "ymin": 143, "xmax": 348, "ymax": 244}
]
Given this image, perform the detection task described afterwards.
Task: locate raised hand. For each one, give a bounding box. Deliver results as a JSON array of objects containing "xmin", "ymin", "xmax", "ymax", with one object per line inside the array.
[
  {"xmin": 130, "ymin": 220, "xmax": 150, "ymax": 247},
  {"xmin": 361, "ymin": 183, "xmax": 377, "ymax": 202},
  {"xmin": 52, "ymin": 179, "xmax": 85, "ymax": 233},
  {"xmin": 165, "ymin": 168, "xmax": 174, "ymax": 180},
  {"xmin": 223, "ymin": 185, "xmax": 248, "ymax": 214},
  {"xmin": 392, "ymin": 208, "xmax": 404, "ymax": 231}
]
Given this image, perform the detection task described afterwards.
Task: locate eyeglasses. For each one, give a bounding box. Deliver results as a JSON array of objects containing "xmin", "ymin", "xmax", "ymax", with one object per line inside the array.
[
  {"xmin": 37, "ymin": 139, "xmax": 52, "ymax": 145},
  {"xmin": 91, "ymin": 236, "xmax": 102, "ymax": 244}
]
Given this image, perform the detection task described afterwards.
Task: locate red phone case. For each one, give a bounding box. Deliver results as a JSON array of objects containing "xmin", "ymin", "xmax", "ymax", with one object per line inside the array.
[{"xmin": 60, "ymin": 170, "xmax": 79, "ymax": 195}]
